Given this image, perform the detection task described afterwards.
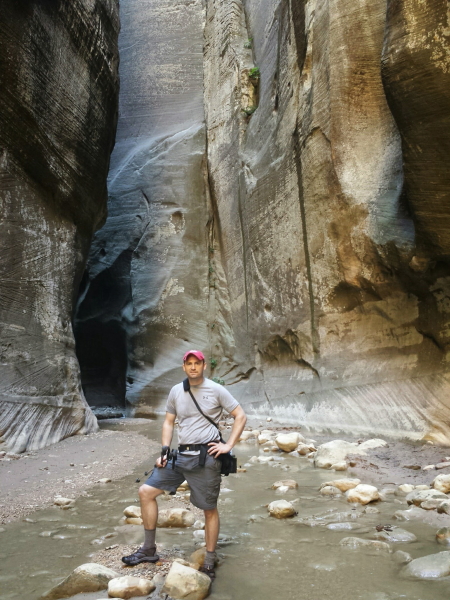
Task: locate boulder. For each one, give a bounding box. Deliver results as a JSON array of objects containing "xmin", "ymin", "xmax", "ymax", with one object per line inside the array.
[
  {"xmin": 400, "ymin": 551, "xmax": 450, "ymax": 579},
  {"xmin": 268, "ymin": 500, "xmax": 296, "ymax": 519},
  {"xmin": 189, "ymin": 547, "xmax": 207, "ymax": 569},
  {"xmin": 123, "ymin": 505, "xmax": 141, "ymax": 518},
  {"xmin": 107, "ymin": 576, "xmax": 155, "ymax": 599},
  {"xmin": 41, "ymin": 563, "xmax": 118, "ymax": 599},
  {"xmin": 346, "ymin": 485, "xmax": 380, "ymax": 505},
  {"xmin": 339, "ymin": 537, "xmax": 390, "ymax": 552},
  {"xmin": 162, "ymin": 561, "xmax": 211, "ymax": 600},
  {"xmin": 314, "ymin": 441, "xmax": 366, "ymax": 469},
  {"xmin": 271, "ymin": 479, "xmax": 298, "ymax": 490},
  {"xmin": 239, "ymin": 431, "xmax": 258, "ymax": 442},
  {"xmin": 320, "ymin": 478, "xmax": 360, "ymax": 493},
  {"xmin": 125, "ymin": 517, "xmax": 143, "ymax": 525},
  {"xmin": 297, "ymin": 443, "xmax": 312, "ymax": 456},
  {"xmin": 432, "ymin": 473, "xmax": 450, "ymax": 494},
  {"xmin": 393, "ymin": 550, "xmax": 412, "ymax": 564},
  {"xmin": 405, "ymin": 489, "xmax": 448, "ymax": 507},
  {"xmin": 157, "ymin": 508, "xmax": 195, "ymax": 528},
  {"xmin": 275, "ymin": 433, "xmax": 304, "ymax": 452},
  {"xmin": 372, "ymin": 527, "xmax": 417, "ymax": 543},
  {"xmin": 436, "ymin": 527, "xmax": 450, "ymax": 546}
]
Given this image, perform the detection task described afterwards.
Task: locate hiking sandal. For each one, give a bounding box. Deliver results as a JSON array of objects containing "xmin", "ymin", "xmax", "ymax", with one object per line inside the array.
[
  {"xmin": 121, "ymin": 548, "xmax": 160, "ymax": 566},
  {"xmin": 199, "ymin": 564, "xmax": 216, "ymax": 580}
]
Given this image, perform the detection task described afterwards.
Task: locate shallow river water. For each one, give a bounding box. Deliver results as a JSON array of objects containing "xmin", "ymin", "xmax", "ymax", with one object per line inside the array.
[{"xmin": 1, "ymin": 419, "xmax": 449, "ymax": 600}]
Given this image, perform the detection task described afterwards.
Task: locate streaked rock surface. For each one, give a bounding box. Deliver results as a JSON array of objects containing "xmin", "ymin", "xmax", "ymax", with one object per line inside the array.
[
  {"xmin": 74, "ymin": 0, "xmax": 450, "ymax": 442},
  {"xmin": 0, "ymin": 0, "xmax": 119, "ymax": 452}
]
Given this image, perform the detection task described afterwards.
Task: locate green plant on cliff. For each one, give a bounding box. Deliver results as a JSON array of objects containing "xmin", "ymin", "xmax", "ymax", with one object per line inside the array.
[
  {"xmin": 242, "ymin": 106, "xmax": 257, "ymax": 116},
  {"xmin": 211, "ymin": 377, "xmax": 225, "ymax": 386},
  {"xmin": 249, "ymin": 67, "xmax": 260, "ymax": 79},
  {"xmin": 244, "ymin": 38, "xmax": 253, "ymax": 49},
  {"xmin": 210, "ymin": 358, "xmax": 218, "ymax": 369}
]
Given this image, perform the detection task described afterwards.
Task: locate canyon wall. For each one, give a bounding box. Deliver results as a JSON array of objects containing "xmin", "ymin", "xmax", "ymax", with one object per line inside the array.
[
  {"xmin": 78, "ymin": 0, "xmax": 450, "ymax": 442},
  {"xmin": 0, "ymin": 0, "xmax": 119, "ymax": 452}
]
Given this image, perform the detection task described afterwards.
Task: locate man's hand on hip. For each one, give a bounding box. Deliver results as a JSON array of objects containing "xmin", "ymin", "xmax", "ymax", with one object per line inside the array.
[{"xmin": 207, "ymin": 441, "xmax": 232, "ymax": 457}]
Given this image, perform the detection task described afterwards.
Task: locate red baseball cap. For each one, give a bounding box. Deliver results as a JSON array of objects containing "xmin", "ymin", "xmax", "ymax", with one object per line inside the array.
[{"xmin": 183, "ymin": 350, "xmax": 205, "ymax": 362}]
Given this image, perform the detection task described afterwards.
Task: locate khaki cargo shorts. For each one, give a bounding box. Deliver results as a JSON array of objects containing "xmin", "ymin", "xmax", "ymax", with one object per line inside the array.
[{"xmin": 145, "ymin": 452, "xmax": 222, "ymax": 510}]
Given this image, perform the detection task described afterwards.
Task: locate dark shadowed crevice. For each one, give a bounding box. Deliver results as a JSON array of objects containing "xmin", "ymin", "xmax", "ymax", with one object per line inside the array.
[{"xmin": 74, "ymin": 248, "xmax": 133, "ymax": 409}]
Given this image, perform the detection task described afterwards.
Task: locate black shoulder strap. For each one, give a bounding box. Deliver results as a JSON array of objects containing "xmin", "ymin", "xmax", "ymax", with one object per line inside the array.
[{"xmin": 183, "ymin": 378, "xmax": 224, "ymax": 443}]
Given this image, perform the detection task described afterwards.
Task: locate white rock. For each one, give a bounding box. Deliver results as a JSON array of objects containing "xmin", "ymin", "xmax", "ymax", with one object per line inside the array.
[
  {"xmin": 400, "ymin": 551, "xmax": 450, "ymax": 579},
  {"xmin": 438, "ymin": 501, "xmax": 450, "ymax": 515},
  {"xmin": 320, "ymin": 478, "xmax": 360, "ymax": 493},
  {"xmin": 314, "ymin": 440, "xmax": 365, "ymax": 469},
  {"xmin": 357, "ymin": 439, "xmax": 388, "ymax": 450},
  {"xmin": 346, "ymin": 484, "xmax": 380, "ymax": 505},
  {"xmin": 331, "ymin": 461, "xmax": 348, "ymax": 471},
  {"xmin": 107, "ymin": 576, "xmax": 155, "ymax": 598},
  {"xmin": 123, "ymin": 505, "xmax": 141, "ymax": 518},
  {"xmin": 193, "ymin": 520, "xmax": 205, "ymax": 530},
  {"xmin": 162, "ymin": 561, "xmax": 211, "ymax": 600},
  {"xmin": 395, "ymin": 484, "xmax": 415, "ymax": 496},
  {"xmin": 125, "ymin": 517, "xmax": 143, "ymax": 525},
  {"xmin": 268, "ymin": 500, "xmax": 296, "ymax": 519},
  {"xmin": 275, "ymin": 432, "xmax": 304, "ymax": 452},
  {"xmin": 405, "ymin": 489, "xmax": 448, "ymax": 507},
  {"xmin": 177, "ymin": 480, "xmax": 190, "ymax": 491},
  {"xmin": 422, "ymin": 465, "xmax": 435, "ymax": 471},
  {"xmin": 432, "ymin": 473, "xmax": 450, "ymax": 494},
  {"xmin": 193, "ymin": 530, "xmax": 205, "ymax": 539},
  {"xmin": 339, "ymin": 537, "xmax": 390, "ymax": 552},
  {"xmin": 258, "ymin": 456, "xmax": 274, "ymax": 463},
  {"xmin": 157, "ymin": 508, "xmax": 195, "ymax": 528},
  {"xmin": 372, "ymin": 527, "xmax": 417, "ymax": 543},
  {"xmin": 275, "ymin": 485, "xmax": 290, "ymax": 494},
  {"xmin": 296, "ymin": 443, "xmax": 311, "ymax": 456},
  {"xmin": 53, "ymin": 497, "xmax": 75, "ymax": 507},
  {"xmin": 436, "ymin": 527, "xmax": 450, "ymax": 546},
  {"xmin": 271, "ymin": 479, "xmax": 298, "ymax": 490},
  {"xmin": 414, "ymin": 484, "xmax": 430, "ymax": 490},
  {"xmin": 41, "ymin": 563, "xmax": 118, "ymax": 599},
  {"xmin": 258, "ymin": 432, "xmax": 275, "ymax": 444}
]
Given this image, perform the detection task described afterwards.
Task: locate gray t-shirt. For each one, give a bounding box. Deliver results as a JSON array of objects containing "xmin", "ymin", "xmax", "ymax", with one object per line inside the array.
[{"xmin": 166, "ymin": 378, "xmax": 239, "ymax": 446}]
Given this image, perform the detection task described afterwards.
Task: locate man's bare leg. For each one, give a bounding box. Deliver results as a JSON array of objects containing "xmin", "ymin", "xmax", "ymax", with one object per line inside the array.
[
  {"xmin": 122, "ymin": 484, "xmax": 163, "ymax": 565},
  {"xmin": 202, "ymin": 508, "xmax": 219, "ymax": 579}
]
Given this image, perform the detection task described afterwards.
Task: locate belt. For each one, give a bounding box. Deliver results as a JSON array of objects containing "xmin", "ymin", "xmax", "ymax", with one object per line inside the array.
[{"xmin": 178, "ymin": 441, "xmax": 218, "ymax": 452}]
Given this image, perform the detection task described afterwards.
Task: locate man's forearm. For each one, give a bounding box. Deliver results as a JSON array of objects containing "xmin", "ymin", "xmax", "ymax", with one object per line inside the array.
[
  {"xmin": 226, "ymin": 412, "xmax": 247, "ymax": 449},
  {"xmin": 161, "ymin": 421, "xmax": 174, "ymax": 447}
]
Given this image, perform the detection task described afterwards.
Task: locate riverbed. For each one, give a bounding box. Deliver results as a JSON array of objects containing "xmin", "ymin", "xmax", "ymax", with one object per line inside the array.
[{"xmin": 0, "ymin": 418, "xmax": 449, "ymax": 600}]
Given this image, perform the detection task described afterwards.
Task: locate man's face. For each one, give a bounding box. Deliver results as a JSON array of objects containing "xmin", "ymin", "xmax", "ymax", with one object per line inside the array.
[{"xmin": 182, "ymin": 356, "xmax": 206, "ymax": 380}]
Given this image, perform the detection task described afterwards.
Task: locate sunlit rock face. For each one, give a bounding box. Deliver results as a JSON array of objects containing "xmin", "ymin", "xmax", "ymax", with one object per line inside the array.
[
  {"xmin": 78, "ymin": 0, "xmax": 450, "ymax": 442},
  {"xmin": 0, "ymin": 0, "xmax": 119, "ymax": 452}
]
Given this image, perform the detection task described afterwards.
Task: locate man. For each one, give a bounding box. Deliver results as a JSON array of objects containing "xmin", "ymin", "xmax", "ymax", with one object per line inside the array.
[{"xmin": 122, "ymin": 350, "xmax": 247, "ymax": 580}]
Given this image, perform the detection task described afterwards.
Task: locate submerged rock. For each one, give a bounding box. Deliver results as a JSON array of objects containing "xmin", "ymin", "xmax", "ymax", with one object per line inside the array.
[
  {"xmin": 320, "ymin": 478, "xmax": 360, "ymax": 492},
  {"xmin": 162, "ymin": 562, "xmax": 211, "ymax": 600},
  {"xmin": 41, "ymin": 563, "xmax": 118, "ymax": 599},
  {"xmin": 372, "ymin": 527, "xmax": 417, "ymax": 543},
  {"xmin": 320, "ymin": 486, "xmax": 342, "ymax": 497},
  {"xmin": 339, "ymin": 537, "xmax": 390, "ymax": 552},
  {"xmin": 271, "ymin": 479, "xmax": 298, "ymax": 490},
  {"xmin": 436, "ymin": 527, "xmax": 450, "ymax": 546},
  {"xmin": 268, "ymin": 500, "xmax": 296, "ymax": 519},
  {"xmin": 108, "ymin": 575, "xmax": 155, "ymax": 598},
  {"xmin": 400, "ymin": 551, "xmax": 450, "ymax": 579}
]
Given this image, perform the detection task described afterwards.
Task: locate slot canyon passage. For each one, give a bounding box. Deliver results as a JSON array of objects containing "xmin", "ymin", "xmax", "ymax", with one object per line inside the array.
[{"xmin": 1, "ymin": 0, "xmax": 450, "ymax": 599}]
